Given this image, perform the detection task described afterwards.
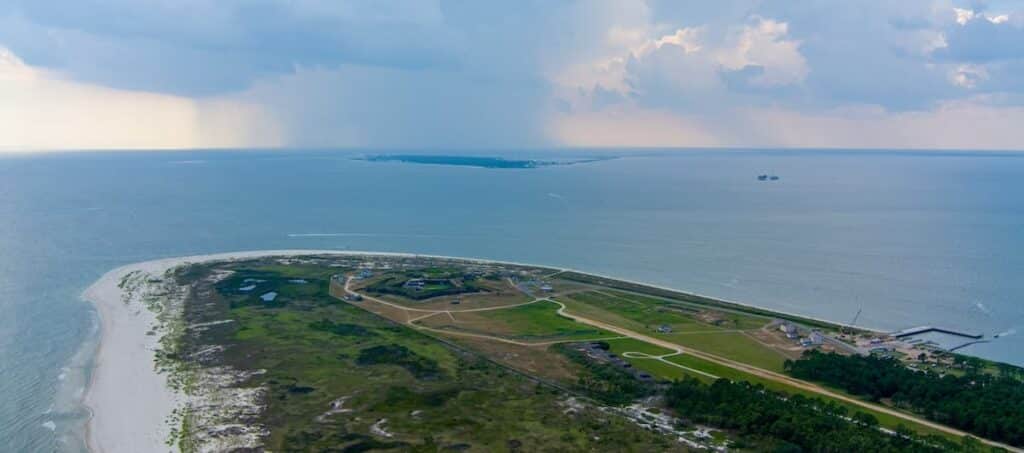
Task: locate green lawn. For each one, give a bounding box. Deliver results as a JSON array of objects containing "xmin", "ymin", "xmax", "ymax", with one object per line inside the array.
[
  {"xmin": 664, "ymin": 331, "xmax": 788, "ymax": 372},
  {"xmin": 603, "ymin": 290, "xmax": 769, "ymax": 330},
  {"xmin": 560, "ymin": 292, "xmax": 788, "ymax": 372},
  {"xmin": 604, "ymin": 338, "xmax": 674, "ymax": 356},
  {"xmin": 476, "ymin": 300, "xmax": 616, "ymax": 341}
]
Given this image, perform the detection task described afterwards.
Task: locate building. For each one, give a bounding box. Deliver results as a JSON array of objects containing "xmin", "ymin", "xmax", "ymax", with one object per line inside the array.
[
  {"xmin": 657, "ymin": 324, "xmax": 673, "ymax": 334},
  {"xmin": 403, "ymin": 279, "xmax": 426, "ymax": 290},
  {"xmin": 808, "ymin": 331, "xmax": 825, "ymax": 345},
  {"xmin": 779, "ymin": 322, "xmax": 799, "ymax": 339}
]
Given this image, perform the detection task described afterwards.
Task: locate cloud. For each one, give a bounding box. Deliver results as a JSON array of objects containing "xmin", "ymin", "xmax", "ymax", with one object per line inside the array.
[
  {"xmin": 1, "ymin": 0, "xmax": 1024, "ymax": 150},
  {"xmin": 0, "ymin": 47, "xmax": 280, "ymax": 150}
]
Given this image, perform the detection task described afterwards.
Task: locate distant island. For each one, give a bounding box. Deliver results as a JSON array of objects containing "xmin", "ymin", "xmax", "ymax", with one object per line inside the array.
[
  {"xmin": 358, "ymin": 154, "xmax": 611, "ymax": 169},
  {"xmin": 83, "ymin": 251, "xmax": 1023, "ymax": 452}
]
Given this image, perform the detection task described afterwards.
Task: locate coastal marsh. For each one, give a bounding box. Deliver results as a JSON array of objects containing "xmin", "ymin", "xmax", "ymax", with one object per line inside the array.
[{"xmin": 177, "ymin": 260, "xmax": 682, "ymax": 451}]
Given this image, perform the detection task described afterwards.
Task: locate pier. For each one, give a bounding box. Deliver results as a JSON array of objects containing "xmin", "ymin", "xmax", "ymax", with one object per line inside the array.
[{"xmin": 892, "ymin": 326, "xmax": 983, "ymax": 340}]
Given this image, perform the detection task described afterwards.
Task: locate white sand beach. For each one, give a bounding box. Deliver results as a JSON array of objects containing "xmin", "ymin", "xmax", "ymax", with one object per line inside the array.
[
  {"xmin": 81, "ymin": 248, "xmax": 876, "ymax": 452},
  {"xmin": 81, "ymin": 250, "xmax": 352, "ymax": 453}
]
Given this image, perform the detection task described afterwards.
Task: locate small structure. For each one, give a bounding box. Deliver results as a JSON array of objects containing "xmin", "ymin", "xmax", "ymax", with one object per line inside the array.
[
  {"xmin": 403, "ymin": 279, "xmax": 426, "ymax": 290},
  {"xmin": 657, "ymin": 324, "xmax": 673, "ymax": 334},
  {"xmin": 808, "ymin": 331, "xmax": 825, "ymax": 345},
  {"xmin": 779, "ymin": 322, "xmax": 797, "ymax": 335},
  {"xmin": 540, "ymin": 283, "xmax": 553, "ymax": 292},
  {"xmin": 358, "ymin": 269, "xmax": 373, "ymax": 279},
  {"xmin": 779, "ymin": 322, "xmax": 798, "ymax": 339}
]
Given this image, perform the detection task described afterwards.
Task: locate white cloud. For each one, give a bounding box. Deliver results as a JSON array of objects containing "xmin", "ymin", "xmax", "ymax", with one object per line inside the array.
[
  {"xmin": 552, "ymin": 99, "xmax": 1024, "ymax": 150},
  {"xmin": 717, "ymin": 18, "xmax": 808, "ymax": 87},
  {"xmin": 2, "ymin": 1, "xmax": 1024, "ymax": 150},
  {"xmin": 950, "ymin": 64, "xmax": 989, "ymax": 88}
]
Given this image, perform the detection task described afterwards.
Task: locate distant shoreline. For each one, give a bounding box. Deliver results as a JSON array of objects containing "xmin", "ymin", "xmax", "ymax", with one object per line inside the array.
[{"xmin": 81, "ymin": 248, "xmax": 947, "ymax": 451}]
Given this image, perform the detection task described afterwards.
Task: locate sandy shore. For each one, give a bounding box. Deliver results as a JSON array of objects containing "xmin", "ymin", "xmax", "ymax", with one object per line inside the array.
[
  {"xmin": 81, "ymin": 248, "xmax": 880, "ymax": 452},
  {"xmin": 81, "ymin": 250, "xmax": 355, "ymax": 453}
]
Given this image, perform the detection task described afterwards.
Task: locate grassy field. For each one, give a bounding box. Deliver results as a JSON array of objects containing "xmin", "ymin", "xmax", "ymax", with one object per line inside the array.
[
  {"xmin": 179, "ymin": 258, "xmax": 977, "ymax": 450},
  {"xmin": 182, "ymin": 263, "xmax": 684, "ymax": 452},
  {"xmin": 449, "ymin": 300, "xmax": 617, "ymax": 342},
  {"xmin": 559, "ymin": 291, "xmax": 790, "ymax": 372},
  {"xmin": 556, "ymin": 272, "xmax": 851, "ymax": 331}
]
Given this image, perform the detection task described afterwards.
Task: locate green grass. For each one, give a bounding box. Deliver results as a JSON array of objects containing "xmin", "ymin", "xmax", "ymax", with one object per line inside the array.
[
  {"xmin": 604, "ymin": 338, "xmax": 675, "ymax": 356},
  {"xmin": 663, "ymin": 331, "xmax": 788, "ymax": 372},
  {"xmin": 563, "ymin": 291, "xmax": 700, "ymax": 328},
  {"xmin": 600, "ymin": 339, "xmax": 720, "ymax": 384},
  {"xmin": 181, "ymin": 263, "xmax": 682, "ymax": 452},
  {"xmin": 561, "ymin": 292, "xmax": 788, "ymax": 372},
  {"xmin": 476, "ymin": 300, "xmax": 616, "ymax": 341}
]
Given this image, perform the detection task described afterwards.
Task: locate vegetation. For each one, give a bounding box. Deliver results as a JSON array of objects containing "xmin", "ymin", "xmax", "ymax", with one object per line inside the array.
[
  {"xmin": 665, "ymin": 378, "xmax": 986, "ymax": 452},
  {"xmin": 356, "ymin": 344, "xmax": 442, "ymax": 380},
  {"xmin": 560, "ymin": 291, "xmax": 789, "ymax": 371},
  {"xmin": 559, "ymin": 271, "xmax": 844, "ymax": 331},
  {"xmin": 786, "ymin": 351, "xmax": 1024, "ymax": 446},
  {"xmin": 167, "ymin": 257, "xmax": 1010, "ymax": 451},
  {"xmin": 474, "ymin": 300, "xmax": 615, "ymax": 341},
  {"xmin": 179, "ymin": 262, "xmax": 680, "ymax": 451},
  {"xmin": 365, "ymin": 272, "xmax": 485, "ymax": 300},
  {"xmin": 556, "ymin": 343, "xmax": 656, "ymax": 405}
]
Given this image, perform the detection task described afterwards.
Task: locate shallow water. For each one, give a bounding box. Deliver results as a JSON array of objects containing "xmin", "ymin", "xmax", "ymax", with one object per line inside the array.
[{"xmin": 1, "ymin": 149, "xmax": 1022, "ymax": 451}]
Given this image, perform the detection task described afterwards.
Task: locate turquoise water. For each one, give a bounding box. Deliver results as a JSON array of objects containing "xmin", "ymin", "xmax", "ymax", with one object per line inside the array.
[{"xmin": 1, "ymin": 149, "xmax": 1023, "ymax": 451}]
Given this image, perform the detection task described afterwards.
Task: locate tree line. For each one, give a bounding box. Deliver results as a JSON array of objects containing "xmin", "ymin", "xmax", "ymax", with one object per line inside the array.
[
  {"xmin": 785, "ymin": 350, "xmax": 1024, "ymax": 447},
  {"xmin": 665, "ymin": 378, "xmax": 993, "ymax": 452}
]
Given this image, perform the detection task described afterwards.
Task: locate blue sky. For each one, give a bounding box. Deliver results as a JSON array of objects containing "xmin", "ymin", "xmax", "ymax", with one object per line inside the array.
[{"xmin": 2, "ymin": 0, "xmax": 1024, "ymax": 150}]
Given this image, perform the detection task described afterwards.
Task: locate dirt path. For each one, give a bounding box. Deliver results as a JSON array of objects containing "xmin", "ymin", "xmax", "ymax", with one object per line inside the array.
[
  {"xmin": 548, "ymin": 300, "xmax": 1020, "ymax": 451},
  {"xmin": 342, "ymin": 277, "xmax": 622, "ymax": 347},
  {"xmin": 343, "ymin": 276, "xmax": 1018, "ymax": 451}
]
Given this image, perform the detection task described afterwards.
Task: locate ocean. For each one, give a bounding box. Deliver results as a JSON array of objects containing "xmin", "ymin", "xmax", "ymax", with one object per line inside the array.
[{"xmin": 1, "ymin": 149, "xmax": 1023, "ymax": 451}]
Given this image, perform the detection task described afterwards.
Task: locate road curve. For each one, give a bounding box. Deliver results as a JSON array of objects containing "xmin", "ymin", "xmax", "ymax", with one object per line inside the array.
[
  {"xmin": 549, "ymin": 300, "xmax": 1021, "ymax": 452},
  {"xmin": 341, "ymin": 275, "xmax": 1018, "ymax": 451}
]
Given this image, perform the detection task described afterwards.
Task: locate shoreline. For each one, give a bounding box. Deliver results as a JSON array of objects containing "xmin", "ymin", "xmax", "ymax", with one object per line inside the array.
[{"xmin": 78, "ymin": 248, "xmax": 944, "ymax": 452}]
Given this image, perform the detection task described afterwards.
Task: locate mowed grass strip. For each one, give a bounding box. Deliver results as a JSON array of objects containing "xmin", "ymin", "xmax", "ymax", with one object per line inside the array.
[
  {"xmin": 602, "ymin": 290, "xmax": 769, "ymax": 330},
  {"xmin": 562, "ymin": 291, "xmax": 701, "ymax": 329},
  {"xmin": 601, "ymin": 338, "xmax": 715, "ymax": 383},
  {"xmin": 664, "ymin": 331, "xmax": 788, "ymax": 372},
  {"xmin": 560, "ymin": 292, "xmax": 788, "ymax": 372},
  {"xmin": 474, "ymin": 300, "xmax": 617, "ymax": 341}
]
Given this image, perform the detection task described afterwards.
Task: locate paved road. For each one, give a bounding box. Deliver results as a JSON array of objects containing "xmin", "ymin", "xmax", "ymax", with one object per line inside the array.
[
  {"xmin": 548, "ymin": 300, "xmax": 1021, "ymax": 452},
  {"xmin": 341, "ymin": 275, "xmax": 1018, "ymax": 451}
]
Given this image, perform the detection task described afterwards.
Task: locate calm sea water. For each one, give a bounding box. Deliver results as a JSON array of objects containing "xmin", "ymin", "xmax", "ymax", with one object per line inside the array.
[{"xmin": 1, "ymin": 149, "xmax": 1023, "ymax": 451}]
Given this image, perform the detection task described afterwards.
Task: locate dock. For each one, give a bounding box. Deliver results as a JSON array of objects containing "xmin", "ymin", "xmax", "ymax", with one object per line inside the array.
[{"xmin": 892, "ymin": 325, "xmax": 983, "ymax": 340}]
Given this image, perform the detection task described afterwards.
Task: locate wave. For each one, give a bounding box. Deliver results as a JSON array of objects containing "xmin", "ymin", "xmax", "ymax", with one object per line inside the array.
[
  {"xmin": 994, "ymin": 328, "xmax": 1017, "ymax": 338},
  {"xmin": 287, "ymin": 232, "xmax": 443, "ymax": 238}
]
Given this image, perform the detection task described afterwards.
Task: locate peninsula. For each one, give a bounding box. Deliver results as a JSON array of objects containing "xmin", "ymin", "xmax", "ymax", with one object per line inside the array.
[{"xmin": 83, "ymin": 251, "xmax": 1024, "ymax": 452}]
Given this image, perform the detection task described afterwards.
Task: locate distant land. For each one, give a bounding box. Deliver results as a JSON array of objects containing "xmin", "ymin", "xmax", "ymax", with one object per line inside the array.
[{"xmin": 358, "ymin": 154, "xmax": 611, "ymax": 169}]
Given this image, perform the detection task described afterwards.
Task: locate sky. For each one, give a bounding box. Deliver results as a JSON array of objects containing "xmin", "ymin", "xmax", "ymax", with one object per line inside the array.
[{"xmin": 2, "ymin": 0, "xmax": 1024, "ymax": 151}]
